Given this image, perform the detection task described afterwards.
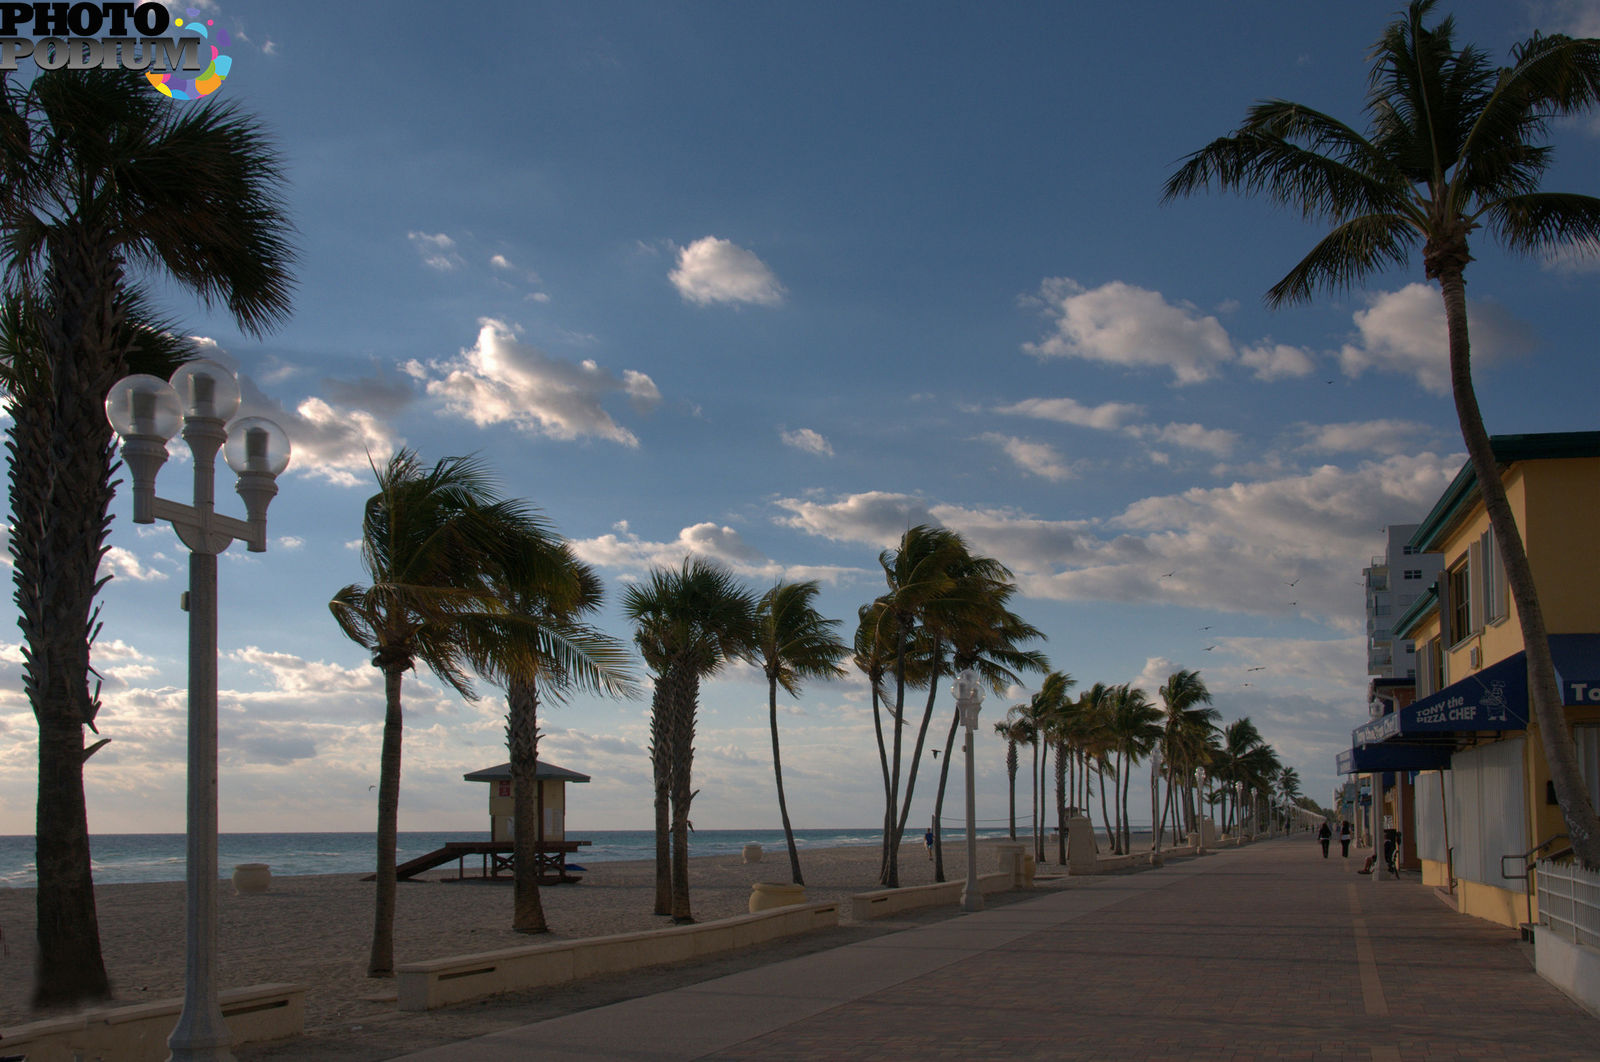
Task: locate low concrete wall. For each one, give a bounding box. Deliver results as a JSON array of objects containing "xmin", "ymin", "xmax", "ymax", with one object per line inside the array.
[
  {"xmin": 847, "ymin": 871, "xmax": 1013, "ymax": 921},
  {"xmin": 0, "ymin": 983, "xmax": 304, "ymax": 1062},
  {"xmin": 1534, "ymin": 925, "xmax": 1600, "ymax": 1019},
  {"xmin": 397, "ymin": 900, "xmax": 839, "ymax": 1011}
]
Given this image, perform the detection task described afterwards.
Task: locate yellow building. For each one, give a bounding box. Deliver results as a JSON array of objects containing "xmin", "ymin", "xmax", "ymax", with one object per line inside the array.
[
  {"xmin": 1342, "ymin": 432, "xmax": 1600, "ymax": 929},
  {"xmin": 463, "ymin": 760, "xmax": 589, "ymax": 844}
]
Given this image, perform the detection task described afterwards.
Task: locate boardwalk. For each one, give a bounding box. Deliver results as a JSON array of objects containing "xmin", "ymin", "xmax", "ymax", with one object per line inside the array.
[{"xmin": 388, "ymin": 837, "xmax": 1599, "ymax": 1061}]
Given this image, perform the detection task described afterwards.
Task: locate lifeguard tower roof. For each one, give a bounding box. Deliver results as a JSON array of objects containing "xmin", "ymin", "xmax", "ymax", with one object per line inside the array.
[{"xmin": 463, "ymin": 761, "xmax": 591, "ymax": 784}]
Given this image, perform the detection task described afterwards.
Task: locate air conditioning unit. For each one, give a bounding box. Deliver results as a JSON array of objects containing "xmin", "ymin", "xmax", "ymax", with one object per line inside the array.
[{"xmin": 1469, "ymin": 646, "xmax": 1481, "ymax": 668}]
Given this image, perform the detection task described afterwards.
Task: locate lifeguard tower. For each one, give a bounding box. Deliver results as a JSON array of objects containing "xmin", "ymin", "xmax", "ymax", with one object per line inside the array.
[{"xmin": 381, "ymin": 760, "xmax": 591, "ymax": 883}]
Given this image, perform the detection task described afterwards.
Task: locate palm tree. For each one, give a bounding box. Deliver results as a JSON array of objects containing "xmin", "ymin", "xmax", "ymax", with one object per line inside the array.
[
  {"xmin": 1164, "ymin": 0, "xmax": 1600, "ymax": 865},
  {"xmin": 993, "ymin": 711, "xmax": 1031, "ymax": 840},
  {"xmin": 623, "ymin": 559, "xmax": 756, "ymax": 922},
  {"xmin": 329, "ymin": 450, "xmax": 557, "ymax": 976},
  {"xmin": 867, "ymin": 525, "xmax": 993, "ymax": 887},
  {"xmin": 1023, "ymin": 670, "xmax": 1074, "ymax": 863},
  {"xmin": 930, "ymin": 569, "xmax": 1047, "ymax": 880},
  {"xmin": 1216, "ymin": 718, "xmax": 1266, "ymax": 833},
  {"xmin": 753, "ymin": 580, "xmax": 848, "ymax": 887},
  {"xmin": 1155, "ymin": 670, "xmax": 1218, "ymax": 846},
  {"xmin": 477, "ymin": 549, "xmax": 635, "ymax": 934},
  {"xmin": 1107, "ymin": 685, "xmax": 1163, "ymax": 855},
  {"xmin": 1051, "ymin": 681, "xmax": 1103, "ymax": 861},
  {"xmin": 0, "ymin": 68, "xmax": 293, "ymax": 1008}
]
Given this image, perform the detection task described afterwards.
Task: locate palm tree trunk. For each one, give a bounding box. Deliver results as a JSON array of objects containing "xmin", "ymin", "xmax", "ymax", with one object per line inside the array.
[
  {"xmin": 1437, "ymin": 270, "xmax": 1600, "ymax": 866},
  {"xmin": 649, "ymin": 684, "xmax": 672, "ymax": 915},
  {"xmin": 507, "ymin": 676, "xmax": 547, "ymax": 933},
  {"xmin": 870, "ymin": 678, "xmax": 893, "ymax": 879},
  {"xmin": 668, "ymin": 674, "xmax": 697, "ymax": 923},
  {"xmin": 769, "ymin": 677, "xmax": 804, "ymax": 886},
  {"xmin": 931, "ymin": 708, "xmax": 960, "ymax": 883},
  {"xmin": 23, "ymin": 231, "xmax": 129, "ymax": 1008},
  {"xmin": 1054, "ymin": 740, "xmax": 1067, "ymax": 865},
  {"xmin": 368, "ymin": 663, "xmax": 406, "ymax": 977},
  {"xmin": 1006, "ymin": 740, "xmax": 1018, "ymax": 840},
  {"xmin": 1097, "ymin": 763, "xmax": 1114, "ymax": 850},
  {"xmin": 1031, "ymin": 741, "xmax": 1041, "ymax": 863},
  {"xmin": 893, "ymin": 652, "xmax": 945, "ymax": 854},
  {"xmin": 881, "ymin": 633, "xmax": 909, "ymax": 888}
]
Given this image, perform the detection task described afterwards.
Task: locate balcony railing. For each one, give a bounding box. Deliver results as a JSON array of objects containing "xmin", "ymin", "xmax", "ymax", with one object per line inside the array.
[{"xmin": 1537, "ymin": 857, "xmax": 1599, "ymax": 949}]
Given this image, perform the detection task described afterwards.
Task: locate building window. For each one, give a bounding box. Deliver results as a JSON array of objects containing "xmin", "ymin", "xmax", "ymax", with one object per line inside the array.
[
  {"xmin": 1480, "ymin": 527, "xmax": 1509, "ymax": 623},
  {"xmin": 1403, "ymin": 545, "xmax": 1420, "ymax": 555},
  {"xmin": 1448, "ymin": 560, "xmax": 1472, "ymax": 646},
  {"xmin": 1404, "ymin": 569, "xmax": 1422, "ymax": 580}
]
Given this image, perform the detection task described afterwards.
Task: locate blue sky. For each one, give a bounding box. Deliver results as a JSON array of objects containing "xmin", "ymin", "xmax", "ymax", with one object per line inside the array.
[{"xmin": 4, "ymin": 0, "xmax": 1600, "ymax": 839}]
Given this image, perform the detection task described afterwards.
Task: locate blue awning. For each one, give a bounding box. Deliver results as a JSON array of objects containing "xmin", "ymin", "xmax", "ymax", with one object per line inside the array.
[
  {"xmin": 1552, "ymin": 633, "xmax": 1600, "ymax": 705},
  {"xmin": 1336, "ymin": 743, "xmax": 1453, "ymax": 775},
  {"xmin": 1352, "ymin": 651, "xmax": 1528, "ymax": 746}
]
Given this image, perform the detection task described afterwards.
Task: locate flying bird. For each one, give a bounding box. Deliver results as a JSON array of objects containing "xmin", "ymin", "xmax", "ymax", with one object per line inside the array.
[
  {"xmin": 1160, "ymin": 570, "xmax": 1176, "ymax": 578},
  {"xmin": 1246, "ymin": 666, "xmax": 1265, "ymax": 672},
  {"xmin": 1287, "ymin": 578, "xmax": 1300, "ymax": 587},
  {"xmin": 1203, "ymin": 645, "xmax": 1217, "ymax": 652},
  {"xmin": 1198, "ymin": 625, "xmax": 1212, "ymax": 631}
]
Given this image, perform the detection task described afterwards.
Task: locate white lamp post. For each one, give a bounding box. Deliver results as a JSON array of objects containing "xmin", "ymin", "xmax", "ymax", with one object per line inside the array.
[
  {"xmin": 953, "ymin": 668, "xmax": 984, "ymax": 913},
  {"xmin": 106, "ymin": 360, "xmax": 289, "ymax": 1062}
]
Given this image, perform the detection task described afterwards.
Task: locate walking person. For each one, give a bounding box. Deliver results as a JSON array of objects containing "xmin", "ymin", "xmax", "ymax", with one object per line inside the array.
[
  {"xmin": 1338, "ymin": 820, "xmax": 1352, "ymax": 858},
  {"xmin": 1317, "ymin": 821, "xmax": 1332, "ymax": 858}
]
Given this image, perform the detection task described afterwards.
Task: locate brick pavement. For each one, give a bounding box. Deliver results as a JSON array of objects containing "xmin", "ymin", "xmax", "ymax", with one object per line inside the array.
[{"xmin": 392, "ymin": 838, "xmax": 1600, "ymax": 1061}]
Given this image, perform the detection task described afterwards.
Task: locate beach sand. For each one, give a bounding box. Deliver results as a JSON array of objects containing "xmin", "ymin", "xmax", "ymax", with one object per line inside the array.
[{"xmin": 0, "ymin": 836, "xmax": 1027, "ymax": 1035}]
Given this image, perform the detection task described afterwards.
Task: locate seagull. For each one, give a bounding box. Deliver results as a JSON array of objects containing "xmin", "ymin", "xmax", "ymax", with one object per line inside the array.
[
  {"xmin": 1198, "ymin": 625, "xmax": 1212, "ymax": 631},
  {"xmin": 1289, "ymin": 601, "xmax": 1297, "ymax": 607},
  {"xmin": 1287, "ymin": 578, "xmax": 1300, "ymax": 587},
  {"xmin": 1246, "ymin": 666, "xmax": 1265, "ymax": 672},
  {"xmin": 1203, "ymin": 645, "xmax": 1217, "ymax": 652},
  {"xmin": 1160, "ymin": 570, "xmax": 1177, "ymax": 578}
]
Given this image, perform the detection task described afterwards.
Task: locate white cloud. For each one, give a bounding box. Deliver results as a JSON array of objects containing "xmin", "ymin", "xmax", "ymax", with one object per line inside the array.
[
  {"xmin": 781, "ymin": 428, "xmax": 834, "ymax": 456},
  {"xmin": 409, "ymin": 319, "xmax": 659, "ymax": 447},
  {"xmin": 995, "ymin": 396, "xmax": 1145, "ymax": 430},
  {"xmin": 232, "ymin": 373, "xmax": 402, "ymax": 488},
  {"xmin": 102, "ymin": 546, "xmax": 168, "ymax": 582},
  {"xmin": 1296, "ymin": 419, "xmax": 1436, "ymax": 456},
  {"xmin": 489, "ymin": 254, "xmax": 513, "ymax": 270},
  {"xmin": 276, "ymin": 536, "xmax": 305, "ymax": 550},
  {"xmin": 1023, "ymin": 278, "xmax": 1235, "ymax": 385},
  {"xmin": 1337, "ymin": 284, "xmax": 1532, "ymax": 394},
  {"xmin": 570, "ymin": 522, "xmax": 864, "ymax": 585},
  {"xmin": 980, "ymin": 433, "xmax": 1077, "ymax": 481},
  {"xmin": 669, "ymin": 237, "xmax": 786, "ymax": 307},
  {"xmin": 776, "ymin": 451, "xmax": 1461, "ymax": 624},
  {"xmin": 407, "ymin": 231, "xmax": 465, "ymax": 272},
  {"xmin": 1238, "ymin": 341, "xmax": 1316, "ymax": 380},
  {"xmin": 1127, "ymin": 422, "xmax": 1238, "ymax": 457}
]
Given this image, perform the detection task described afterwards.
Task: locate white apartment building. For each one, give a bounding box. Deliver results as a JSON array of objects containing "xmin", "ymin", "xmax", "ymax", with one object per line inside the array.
[{"xmin": 1364, "ymin": 523, "xmax": 1445, "ymax": 679}]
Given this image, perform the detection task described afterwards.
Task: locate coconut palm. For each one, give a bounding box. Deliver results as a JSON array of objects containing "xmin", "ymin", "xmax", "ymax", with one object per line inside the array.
[
  {"xmin": 1155, "ymin": 670, "xmax": 1218, "ymax": 846},
  {"xmin": 993, "ymin": 711, "xmax": 1031, "ymax": 840},
  {"xmin": 867, "ymin": 525, "xmax": 997, "ymax": 887},
  {"xmin": 1107, "ymin": 685, "xmax": 1163, "ymax": 855},
  {"xmin": 1215, "ymin": 718, "xmax": 1266, "ymax": 833},
  {"xmin": 477, "ymin": 549, "xmax": 635, "ymax": 934},
  {"xmin": 329, "ymin": 450, "xmax": 558, "ymax": 976},
  {"xmin": 753, "ymin": 580, "xmax": 848, "ymax": 887},
  {"xmin": 623, "ymin": 559, "xmax": 757, "ymax": 922},
  {"xmin": 1164, "ymin": 0, "xmax": 1600, "ymax": 864},
  {"xmin": 0, "ymin": 68, "xmax": 294, "ymax": 1008},
  {"xmin": 1022, "ymin": 670, "xmax": 1075, "ymax": 863},
  {"xmin": 1050, "ymin": 681, "xmax": 1104, "ymax": 861},
  {"xmin": 930, "ymin": 572, "xmax": 1047, "ymax": 880}
]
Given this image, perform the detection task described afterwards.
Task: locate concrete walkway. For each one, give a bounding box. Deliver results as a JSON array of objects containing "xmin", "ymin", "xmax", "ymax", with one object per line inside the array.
[{"xmin": 391, "ymin": 838, "xmax": 1599, "ymax": 1060}]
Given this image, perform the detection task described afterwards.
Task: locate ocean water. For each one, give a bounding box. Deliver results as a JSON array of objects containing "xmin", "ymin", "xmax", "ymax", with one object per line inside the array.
[{"xmin": 0, "ymin": 826, "xmax": 1025, "ymax": 887}]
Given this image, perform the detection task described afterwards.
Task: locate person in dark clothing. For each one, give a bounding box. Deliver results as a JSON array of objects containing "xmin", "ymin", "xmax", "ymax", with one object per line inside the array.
[
  {"xmin": 1338, "ymin": 820, "xmax": 1352, "ymax": 858},
  {"xmin": 1317, "ymin": 821, "xmax": 1332, "ymax": 858}
]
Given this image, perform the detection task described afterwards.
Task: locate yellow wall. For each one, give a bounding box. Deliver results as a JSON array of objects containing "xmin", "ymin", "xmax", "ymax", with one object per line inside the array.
[
  {"xmin": 486, "ymin": 779, "xmax": 568, "ymax": 842},
  {"xmin": 1522, "ymin": 457, "xmax": 1600, "ymax": 632},
  {"xmin": 1420, "ymin": 857, "xmax": 1450, "ymax": 888},
  {"xmin": 1454, "ymin": 877, "xmax": 1530, "ymax": 929}
]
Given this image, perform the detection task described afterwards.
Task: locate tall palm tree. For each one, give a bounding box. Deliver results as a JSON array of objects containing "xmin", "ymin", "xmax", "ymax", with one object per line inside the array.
[
  {"xmin": 753, "ymin": 580, "xmax": 848, "ymax": 887},
  {"xmin": 1216, "ymin": 718, "xmax": 1266, "ymax": 833},
  {"xmin": 1155, "ymin": 670, "xmax": 1218, "ymax": 846},
  {"xmin": 624, "ymin": 559, "xmax": 756, "ymax": 922},
  {"xmin": 993, "ymin": 710, "xmax": 1031, "ymax": 840},
  {"xmin": 1164, "ymin": 0, "xmax": 1600, "ymax": 865},
  {"xmin": 1023, "ymin": 670, "xmax": 1074, "ymax": 863},
  {"xmin": 0, "ymin": 68, "xmax": 294, "ymax": 1008},
  {"xmin": 1051, "ymin": 681, "xmax": 1103, "ymax": 861},
  {"xmin": 930, "ymin": 570, "xmax": 1047, "ymax": 880},
  {"xmin": 477, "ymin": 549, "xmax": 635, "ymax": 934},
  {"xmin": 867, "ymin": 525, "xmax": 993, "ymax": 887},
  {"xmin": 329, "ymin": 450, "xmax": 557, "ymax": 976},
  {"xmin": 1107, "ymin": 685, "xmax": 1163, "ymax": 855}
]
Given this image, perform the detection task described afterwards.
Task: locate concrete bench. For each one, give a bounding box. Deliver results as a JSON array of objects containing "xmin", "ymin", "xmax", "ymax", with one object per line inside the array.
[
  {"xmin": 848, "ymin": 871, "xmax": 1014, "ymax": 920},
  {"xmin": 0, "ymin": 982, "xmax": 304, "ymax": 1062},
  {"xmin": 397, "ymin": 900, "xmax": 838, "ymax": 1011}
]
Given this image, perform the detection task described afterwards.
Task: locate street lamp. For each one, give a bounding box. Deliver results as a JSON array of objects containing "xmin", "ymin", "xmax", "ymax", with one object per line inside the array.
[
  {"xmin": 106, "ymin": 360, "xmax": 290, "ymax": 1062},
  {"xmin": 953, "ymin": 668, "xmax": 984, "ymax": 913}
]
